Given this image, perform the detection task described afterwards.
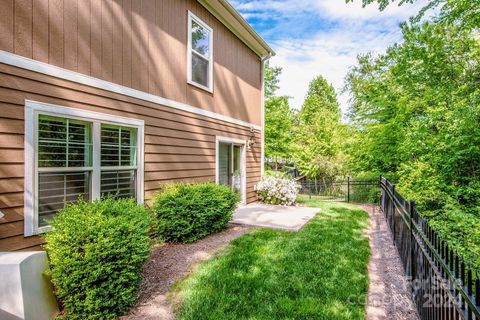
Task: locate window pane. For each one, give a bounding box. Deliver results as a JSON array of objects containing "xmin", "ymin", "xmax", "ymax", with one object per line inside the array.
[
  {"xmin": 38, "ymin": 115, "xmax": 92, "ymax": 168},
  {"xmin": 101, "ymin": 125, "xmax": 137, "ymax": 167},
  {"xmin": 38, "ymin": 171, "xmax": 91, "ymax": 227},
  {"xmin": 191, "ymin": 20, "xmax": 209, "ymax": 56},
  {"xmin": 233, "ymin": 145, "xmax": 242, "ymax": 194},
  {"xmin": 101, "ymin": 170, "xmax": 136, "ymax": 199},
  {"xmin": 192, "ymin": 52, "xmax": 209, "ymax": 88},
  {"xmin": 218, "ymin": 142, "xmax": 231, "ymax": 186}
]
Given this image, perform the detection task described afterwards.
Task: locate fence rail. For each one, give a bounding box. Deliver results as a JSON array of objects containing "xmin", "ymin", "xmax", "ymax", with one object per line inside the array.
[
  {"xmin": 380, "ymin": 177, "xmax": 480, "ymax": 320},
  {"xmin": 299, "ymin": 177, "xmax": 380, "ymax": 204}
]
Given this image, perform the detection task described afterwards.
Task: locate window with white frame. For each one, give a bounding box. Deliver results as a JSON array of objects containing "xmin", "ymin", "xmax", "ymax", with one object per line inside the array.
[
  {"xmin": 188, "ymin": 12, "xmax": 213, "ymax": 91},
  {"xmin": 100, "ymin": 125, "xmax": 137, "ymax": 198},
  {"xmin": 25, "ymin": 101, "xmax": 144, "ymax": 235}
]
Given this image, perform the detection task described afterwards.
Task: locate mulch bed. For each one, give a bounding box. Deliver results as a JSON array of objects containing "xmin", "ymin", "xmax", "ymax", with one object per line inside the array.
[{"xmin": 122, "ymin": 224, "xmax": 251, "ymax": 320}]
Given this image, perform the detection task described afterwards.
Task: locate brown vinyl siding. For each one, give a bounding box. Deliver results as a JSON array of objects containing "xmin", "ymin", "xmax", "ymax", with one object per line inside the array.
[
  {"xmin": 0, "ymin": 0, "xmax": 264, "ymax": 251},
  {"xmin": 0, "ymin": 0, "xmax": 262, "ymax": 125},
  {"xmin": 0, "ymin": 63, "xmax": 262, "ymax": 251}
]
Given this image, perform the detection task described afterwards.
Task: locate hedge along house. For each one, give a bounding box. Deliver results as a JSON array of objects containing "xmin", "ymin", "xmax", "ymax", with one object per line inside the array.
[{"xmin": 0, "ymin": 0, "xmax": 274, "ymax": 251}]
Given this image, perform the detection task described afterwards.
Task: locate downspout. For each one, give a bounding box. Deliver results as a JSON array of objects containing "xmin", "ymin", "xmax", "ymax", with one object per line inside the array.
[{"xmin": 260, "ymin": 53, "xmax": 272, "ymax": 177}]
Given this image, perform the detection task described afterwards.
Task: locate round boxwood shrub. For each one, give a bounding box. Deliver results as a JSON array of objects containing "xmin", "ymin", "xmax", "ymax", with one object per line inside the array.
[
  {"xmin": 43, "ymin": 198, "xmax": 151, "ymax": 319},
  {"xmin": 154, "ymin": 183, "xmax": 240, "ymax": 243}
]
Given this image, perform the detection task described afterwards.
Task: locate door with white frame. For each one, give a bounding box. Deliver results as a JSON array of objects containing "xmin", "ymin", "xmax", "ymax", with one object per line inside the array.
[{"xmin": 216, "ymin": 137, "xmax": 246, "ymax": 204}]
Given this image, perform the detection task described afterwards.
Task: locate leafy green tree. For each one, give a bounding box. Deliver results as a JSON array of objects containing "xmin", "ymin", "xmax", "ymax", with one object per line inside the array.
[
  {"xmin": 264, "ymin": 62, "xmax": 282, "ymax": 100},
  {"xmin": 294, "ymin": 76, "xmax": 343, "ymax": 180},
  {"xmin": 345, "ymin": 21, "xmax": 480, "ymax": 265},
  {"xmin": 264, "ymin": 96, "xmax": 295, "ymax": 164},
  {"xmin": 263, "ymin": 63, "xmax": 296, "ymax": 166},
  {"xmin": 300, "ymin": 76, "xmax": 341, "ymax": 124}
]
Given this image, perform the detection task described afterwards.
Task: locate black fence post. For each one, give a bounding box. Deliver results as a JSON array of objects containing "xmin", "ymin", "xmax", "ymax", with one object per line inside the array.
[
  {"xmin": 391, "ymin": 184, "xmax": 396, "ymax": 243},
  {"xmin": 347, "ymin": 176, "xmax": 350, "ymax": 203},
  {"xmin": 379, "ymin": 176, "xmax": 382, "ymax": 208},
  {"xmin": 409, "ymin": 199, "xmax": 415, "ymax": 279}
]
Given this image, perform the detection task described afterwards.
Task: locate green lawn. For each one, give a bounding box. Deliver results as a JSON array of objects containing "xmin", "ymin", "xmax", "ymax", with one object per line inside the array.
[{"xmin": 174, "ymin": 197, "xmax": 370, "ymax": 320}]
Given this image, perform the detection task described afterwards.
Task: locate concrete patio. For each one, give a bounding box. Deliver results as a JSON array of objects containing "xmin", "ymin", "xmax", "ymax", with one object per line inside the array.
[{"xmin": 232, "ymin": 203, "xmax": 321, "ymax": 231}]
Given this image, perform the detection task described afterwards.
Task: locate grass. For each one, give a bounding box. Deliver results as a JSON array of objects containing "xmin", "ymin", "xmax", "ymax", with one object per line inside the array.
[{"xmin": 173, "ymin": 197, "xmax": 371, "ymax": 320}]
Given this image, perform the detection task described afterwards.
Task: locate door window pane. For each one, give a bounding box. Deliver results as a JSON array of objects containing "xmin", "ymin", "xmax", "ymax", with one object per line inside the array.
[
  {"xmin": 218, "ymin": 142, "xmax": 231, "ymax": 186},
  {"xmin": 233, "ymin": 145, "xmax": 241, "ymax": 193}
]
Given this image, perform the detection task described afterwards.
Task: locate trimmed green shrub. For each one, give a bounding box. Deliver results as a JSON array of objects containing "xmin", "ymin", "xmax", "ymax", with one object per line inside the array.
[
  {"xmin": 43, "ymin": 198, "xmax": 151, "ymax": 320},
  {"xmin": 154, "ymin": 183, "xmax": 240, "ymax": 243}
]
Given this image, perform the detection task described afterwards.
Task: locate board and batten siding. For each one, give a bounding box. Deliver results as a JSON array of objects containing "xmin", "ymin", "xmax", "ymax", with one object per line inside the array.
[
  {"xmin": 0, "ymin": 0, "xmax": 264, "ymax": 251},
  {"xmin": 0, "ymin": 0, "xmax": 262, "ymax": 126},
  {"xmin": 0, "ymin": 63, "xmax": 262, "ymax": 251}
]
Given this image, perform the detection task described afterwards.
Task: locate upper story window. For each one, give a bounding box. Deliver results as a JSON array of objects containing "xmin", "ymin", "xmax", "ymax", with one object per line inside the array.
[{"xmin": 188, "ymin": 12, "xmax": 213, "ymax": 92}]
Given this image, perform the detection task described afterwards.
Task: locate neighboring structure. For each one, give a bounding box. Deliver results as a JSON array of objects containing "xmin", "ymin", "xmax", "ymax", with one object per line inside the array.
[{"xmin": 0, "ymin": 0, "xmax": 274, "ymax": 251}]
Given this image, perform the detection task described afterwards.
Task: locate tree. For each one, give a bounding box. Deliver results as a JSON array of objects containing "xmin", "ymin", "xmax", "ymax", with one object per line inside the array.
[
  {"xmin": 294, "ymin": 76, "xmax": 343, "ymax": 180},
  {"xmin": 299, "ymin": 76, "xmax": 340, "ymax": 124},
  {"xmin": 345, "ymin": 21, "xmax": 480, "ymax": 265},
  {"xmin": 264, "ymin": 62, "xmax": 282, "ymax": 100},
  {"xmin": 264, "ymin": 96, "xmax": 295, "ymax": 164},
  {"xmin": 263, "ymin": 63, "xmax": 296, "ymax": 165}
]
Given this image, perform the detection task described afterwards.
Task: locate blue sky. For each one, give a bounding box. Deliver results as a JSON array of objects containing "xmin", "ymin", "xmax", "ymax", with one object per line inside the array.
[{"xmin": 230, "ymin": 0, "xmax": 429, "ymax": 113}]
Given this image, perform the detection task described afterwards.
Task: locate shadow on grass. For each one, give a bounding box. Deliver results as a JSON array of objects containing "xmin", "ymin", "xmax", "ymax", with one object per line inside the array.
[{"xmin": 173, "ymin": 202, "xmax": 370, "ymax": 320}]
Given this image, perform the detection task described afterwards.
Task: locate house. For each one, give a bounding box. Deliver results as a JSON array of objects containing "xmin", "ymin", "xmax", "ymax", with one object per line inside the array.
[{"xmin": 0, "ymin": 0, "xmax": 274, "ymax": 251}]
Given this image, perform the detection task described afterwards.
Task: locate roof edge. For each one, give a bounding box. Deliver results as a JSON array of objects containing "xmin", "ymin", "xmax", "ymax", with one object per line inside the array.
[{"xmin": 198, "ymin": 0, "xmax": 275, "ymax": 59}]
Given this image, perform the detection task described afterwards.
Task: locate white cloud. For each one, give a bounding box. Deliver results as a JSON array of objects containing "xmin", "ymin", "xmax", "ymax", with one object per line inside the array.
[
  {"xmin": 270, "ymin": 21, "xmax": 403, "ymax": 113},
  {"xmin": 313, "ymin": 0, "xmax": 426, "ymax": 20},
  {"xmin": 233, "ymin": 0, "xmax": 434, "ymax": 117},
  {"xmin": 264, "ymin": 0, "xmax": 429, "ymax": 116}
]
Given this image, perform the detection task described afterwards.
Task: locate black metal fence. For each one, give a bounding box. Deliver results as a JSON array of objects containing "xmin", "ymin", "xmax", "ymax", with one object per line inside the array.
[
  {"xmin": 299, "ymin": 177, "xmax": 380, "ymax": 204},
  {"xmin": 380, "ymin": 177, "xmax": 480, "ymax": 320}
]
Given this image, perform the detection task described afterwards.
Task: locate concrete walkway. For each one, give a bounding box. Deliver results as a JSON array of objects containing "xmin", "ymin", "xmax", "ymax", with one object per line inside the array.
[{"xmin": 232, "ymin": 202, "xmax": 321, "ymax": 231}]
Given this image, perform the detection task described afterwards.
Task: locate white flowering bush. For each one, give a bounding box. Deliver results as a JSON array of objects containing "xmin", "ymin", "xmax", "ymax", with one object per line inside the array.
[{"xmin": 255, "ymin": 176, "xmax": 300, "ymax": 206}]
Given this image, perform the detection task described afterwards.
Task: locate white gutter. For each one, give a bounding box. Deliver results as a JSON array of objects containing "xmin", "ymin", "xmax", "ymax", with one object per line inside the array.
[
  {"xmin": 198, "ymin": 0, "xmax": 275, "ymax": 59},
  {"xmin": 260, "ymin": 53, "xmax": 273, "ymax": 176}
]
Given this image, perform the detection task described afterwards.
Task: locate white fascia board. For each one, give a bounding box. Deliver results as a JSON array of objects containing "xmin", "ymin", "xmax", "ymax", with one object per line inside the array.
[{"xmin": 197, "ymin": 0, "xmax": 275, "ymax": 59}]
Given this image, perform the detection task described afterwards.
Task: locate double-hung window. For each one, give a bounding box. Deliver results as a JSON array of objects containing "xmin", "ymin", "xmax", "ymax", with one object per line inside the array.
[
  {"xmin": 187, "ymin": 12, "xmax": 213, "ymax": 92},
  {"xmin": 25, "ymin": 101, "xmax": 144, "ymax": 236}
]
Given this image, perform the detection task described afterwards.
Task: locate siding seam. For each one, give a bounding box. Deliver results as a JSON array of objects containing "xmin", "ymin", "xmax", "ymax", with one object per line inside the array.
[{"xmin": 0, "ymin": 50, "xmax": 262, "ymax": 130}]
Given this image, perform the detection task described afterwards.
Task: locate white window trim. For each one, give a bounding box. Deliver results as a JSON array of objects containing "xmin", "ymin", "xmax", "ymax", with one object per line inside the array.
[
  {"xmin": 24, "ymin": 100, "xmax": 145, "ymax": 236},
  {"xmin": 215, "ymin": 136, "xmax": 247, "ymax": 205},
  {"xmin": 187, "ymin": 11, "xmax": 214, "ymax": 93}
]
